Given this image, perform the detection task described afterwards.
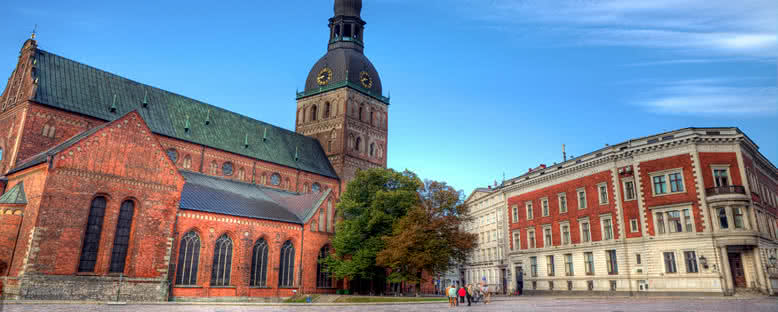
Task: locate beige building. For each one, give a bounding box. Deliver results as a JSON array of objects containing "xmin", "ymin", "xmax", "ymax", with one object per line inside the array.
[{"xmin": 462, "ymin": 186, "xmax": 511, "ymax": 293}]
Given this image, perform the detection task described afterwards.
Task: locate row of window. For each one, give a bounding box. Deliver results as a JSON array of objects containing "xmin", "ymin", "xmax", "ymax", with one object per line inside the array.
[
  {"xmin": 78, "ymin": 197, "xmax": 135, "ymax": 273},
  {"xmin": 41, "ymin": 124, "xmax": 56, "ymax": 138},
  {"xmin": 747, "ymin": 167, "xmax": 778, "ymax": 208},
  {"xmin": 512, "ymin": 184, "xmax": 611, "ymax": 223},
  {"xmin": 527, "ymin": 250, "xmax": 700, "ymax": 278},
  {"xmin": 513, "ymin": 216, "xmax": 614, "ymax": 250},
  {"xmin": 175, "ymin": 231, "xmax": 333, "ymax": 288}
]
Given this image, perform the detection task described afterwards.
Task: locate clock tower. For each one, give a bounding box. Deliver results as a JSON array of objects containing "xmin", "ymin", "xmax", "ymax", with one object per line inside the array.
[{"xmin": 296, "ymin": 0, "xmax": 389, "ymax": 190}]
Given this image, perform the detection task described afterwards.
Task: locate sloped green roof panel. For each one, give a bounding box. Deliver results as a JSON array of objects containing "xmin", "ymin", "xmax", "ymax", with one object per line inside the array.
[
  {"xmin": 30, "ymin": 49, "xmax": 338, "ymax": 179},
  {"xmin": 0, "ymin": 182, "xmax": 27, "ymax": 205}
]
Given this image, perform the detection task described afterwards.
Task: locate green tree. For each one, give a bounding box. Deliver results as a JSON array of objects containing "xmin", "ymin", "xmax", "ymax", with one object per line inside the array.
[
  {"xmin": 376, "ymin": 180, "xmax": 476, "ymax": 296},
  {"xmin": 323, "ymin": 168, "xmax": 421, "ymax": 289}
]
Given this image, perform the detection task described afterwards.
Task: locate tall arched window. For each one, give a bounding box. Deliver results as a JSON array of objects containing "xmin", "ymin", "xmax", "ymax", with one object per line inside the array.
[
  {"xmin": 317, "ymin": 245, "xmax": 333, "ymax": 288},
  {"xmin": 78, "ymin": 196, "xmax": 107, "ymax": 272},
  {"xmin": 355, "ymin": 137, "xmax": 361, "ymax": 152},
  {"xmin": 324, "ymin": 102, "xmax": 331, "ymax": 118},
  {"xmin": 370, "ymin": 143, "xmax": 375, "ymax": 157},
  {"xmin": 211, "ymin": 234, "xmax": 233, "ymax": 286},
  {"xmin": 358, "ymin": 105, "xmax": 363, "ymax": 121},
  {"xmin": 279, "ymin": 240, "xmax": 295, "ymax": 287},
  {"xmin": 369, "ymin": 110, "xmax": 374, "ymax": 125},
  {"xmin": 109, "ymin": 200, "xmax": 135, "ymax": 273},
  {"xmin": 318, "ymin": 207, "xmax": 325, "ymax": 232},
  {"xmin": 182, "ymin": 155, "xmax": 192, "ymax": 169},
  {"xmin": 237, "ymin": 168, "xmax": 245, "ymax": 181},
  {"xmin": 250, "ymin": 239, "xmax": 268, "ymax": 287},
  {"xmin": 310, "ymin": 105, "xmax": 318, "ymax": 121},
  {"xmin": 175, "ymin": 231, "xmax": 200, "ymax": 285},
  {"xmin": 327, "ymin": 199, "xmax": 334, "ymax": 233}
]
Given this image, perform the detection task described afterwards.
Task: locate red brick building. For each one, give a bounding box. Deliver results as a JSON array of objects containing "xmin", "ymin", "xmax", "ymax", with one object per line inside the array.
[{"xmin": 0, "ymin": 0, "xmax": 392, "ymax": 302}]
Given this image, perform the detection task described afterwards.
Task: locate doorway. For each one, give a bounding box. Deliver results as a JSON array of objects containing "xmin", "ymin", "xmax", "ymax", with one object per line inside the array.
[{"xmin": 728, "ymin": 253, "xmax": 746, "ymax": 288}]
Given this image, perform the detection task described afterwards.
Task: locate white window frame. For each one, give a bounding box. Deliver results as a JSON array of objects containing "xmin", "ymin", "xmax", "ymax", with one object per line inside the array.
[
  {"xmin": 662, "ymin": 250, "xmax": 678, "ymax": 274},
  {"xmin": 560, "ymin": 221, "xmax": 571, "ymax": 245},
  {"xmin": 527, "ymin": 228, "xmax": 536, "ymax": 249},
  {"xmin": 541, "ymin": 197, "xmax": 550, "ymax": 217},
  {"xmin": 600, "ymin": 214, "xmax": 614, "ymax": 241},
  {"xmin": 630, "ymin": 218, "xmax": 639, "ymax": 233},
  {"xmin": 512, "ymin": 205, "xmax": 519, "ymax": 223},
  {"xmin": 542, "ymin": 224, "xmax": 553, "ymax": 248},
  {"xmin": 578, "ymin": 217, "xmax": 591, "ymax": 243},
  {"xmin": 711, "ymin": 165, "xmax": 731, "ymax": 188},
  {"xmin": 512, "ymin": 231, "xmax": 521, "ymax": 250},
  {"xmin": 598, "ymin": 183, "xmax": 609, "ymax": 205},
  {"xmin": 558, "ymin": 193, "xmax": 568, "ymax": 213},
  {"xmin": 652, "ymin": 203, "xmax": 696, "ymax": 234},
  {"xmin": 623, "ymin": 179, "xmax": 636, "ymax": 201},
  {"xmin": 577, "ymin": 188, "xmax": 587, "ymax": 209},
  {"xmin": 649, "ymin": 168, "xmax": 686, "ymax": 196},
  {"xmin": 526, "ymin": 201, "xmax": 534, "ymax": 220}
]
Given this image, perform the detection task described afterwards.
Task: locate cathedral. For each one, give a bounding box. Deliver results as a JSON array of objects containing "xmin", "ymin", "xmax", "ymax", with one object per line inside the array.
[{"xmin": 0, "ymin": 0, "xmax": 388, "ymax": 301}]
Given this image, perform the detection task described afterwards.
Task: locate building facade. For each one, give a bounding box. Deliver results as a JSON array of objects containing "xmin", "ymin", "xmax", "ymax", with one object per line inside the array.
[
  {"xmin": 0, "ymin": 0, "xmax": 393, "ymax": 301},
  {"xmin": 502, "ymin": 128, "xmax": 778, "ymax": 296},
  {"xmin": 462, "ymin": 186, "xmax": 510, "ymax": 293}
]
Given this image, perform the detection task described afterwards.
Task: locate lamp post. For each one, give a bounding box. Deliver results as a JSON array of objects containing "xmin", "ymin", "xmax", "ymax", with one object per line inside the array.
[{"xmin": 769, "ymin": 255, "xmax": 777, "ymax": 268}]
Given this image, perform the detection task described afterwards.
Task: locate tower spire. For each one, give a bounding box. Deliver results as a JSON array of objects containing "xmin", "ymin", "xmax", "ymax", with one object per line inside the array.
[{"xmin": 31, "ymin": 24, "xmax": 37, "ymax": 40}]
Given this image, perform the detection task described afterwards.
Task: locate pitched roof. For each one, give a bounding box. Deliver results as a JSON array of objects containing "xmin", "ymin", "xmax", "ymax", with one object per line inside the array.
[
  {"xmin": 179, "ymin": 171, "xmax": 329, "ymax": 224},
  {"xmin": 0, "ymin": 181, "xmax": 27, "ymax": 205},
  {"xmin": 29, "ymin": 48, "xmax": 338, "ymax": 179}
]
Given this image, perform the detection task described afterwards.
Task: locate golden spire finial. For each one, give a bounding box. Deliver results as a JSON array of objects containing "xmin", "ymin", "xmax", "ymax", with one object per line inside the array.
[{"xmin": 31, "ymin": 24, "xmax": 37, "ymax": 39}]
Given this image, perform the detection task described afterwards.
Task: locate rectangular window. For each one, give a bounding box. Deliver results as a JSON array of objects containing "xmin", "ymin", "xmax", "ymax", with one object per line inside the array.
[
  {"xmin": 683, "ymin": 209, "xmax": 693, "ymax": 232},
  {"xmin": 656, "ymin": 212, "xmax": 666, "ymax": 234},
  {"xmin": 562, "ymin": 225, "xmax": 570, "ymax": 245},
  {"xmin": 578, "ymin": 189, "xmax": 587, "ymax": 209},
  {"xmin": 653, "ymin": 175, "xmax": 667, "ymax": 195},
  {"xmin": 713, "ymin": 168, "xmax": 729, "ymax": 187},
  {"xmin": 630, "ymin": 219, "xmax": 639, "ymax": 233},
  {"xmin": 584, "ymin": 252, "xmax": 594, "ymax": 275},
  {"xmin": 733, "ymin": 207, "xmax": 744, "ymax": 229},
  {"xmin": 606, "ymin": 250, "xmax": 618, "ymax": 275},
  {"xmin": 565, "ymin": 254, "xmax": 574, "ymax": 276},
  {"xmin": 636, "ymin": 253, "xmax": 642, "ymax": 265},
  {"xmin": 547, "ymin": 255, "xmax": 555, "ymax": 276},
  {"xmin": 684, "ymin": 251, "xmax": 698, "ymax": 273},
  {"xmin": 624, "ymin": 180, "xmax": 636, "ymax": 201},
  {"xmin": 718, "ymin": 208, "xmax": 729, "ymax": 229},
  {"xmin": 581, "ymin": 221, "xmax": 591, "ymax": 243},
  {"xmin": 544, "ymin": 227, "xmax": 552, "ymax": 247},
  {"xmin": 599, "ymin": 184, "xmax": 609, "ymax": 204},
  {"xmin": 559, "ymin": 193, "xmax": 568, "ymax": 213},
  {"xmin": 669, "ymin": 173, "xmax": 684, "ymax": 193},
  {"xmin": 513, "ymin": 232, "xmax": 521, "ymax": 250},
  {"xmin": 603, "ymin": 217, "xmax": 613, "ymax": 240},
  {"xmin": 664, "ymin": 252, "xmax": 677, "ymax": 273},
  {"xmin": 528, "ymin": 230, "xmax": 536, "ymax": 248},
  {"xmin": 542, "ymin": 199, "xmax": 550, "ymax": 217},
  {"xmin": 512, "ymin": 205, "xmax": 519, "ymax": 223},
  {"xmin": 530, "ymin": 257, "xmax": 538, "ymax": 277},
  {"xmin": 526, "ymin": 202, "xmax": 534, "ymax": 220},
  {"xmin": 668, "ymin": 211, "xmax": 682, "ymax": 233}
]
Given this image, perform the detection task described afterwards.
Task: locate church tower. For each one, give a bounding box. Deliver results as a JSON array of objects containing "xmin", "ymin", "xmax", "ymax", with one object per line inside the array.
[{"xmin": 296, "ymin": 0, "xmax": 389, "ymax": 190}]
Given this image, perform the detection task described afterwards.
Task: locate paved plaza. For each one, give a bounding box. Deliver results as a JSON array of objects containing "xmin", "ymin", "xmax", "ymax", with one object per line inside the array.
[{"xmin": 1, "ymin": 297, "xmax": 776, "ymax": 312}]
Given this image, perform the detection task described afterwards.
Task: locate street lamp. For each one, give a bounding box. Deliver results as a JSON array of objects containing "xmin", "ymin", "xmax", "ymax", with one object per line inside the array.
[
  {"xmin": 769, "ymin": 255, "xmax": 777, "ymax": 268},
  {"xmin": 698, "ymin": 255, "xmax": 708, "ymax": 269}
]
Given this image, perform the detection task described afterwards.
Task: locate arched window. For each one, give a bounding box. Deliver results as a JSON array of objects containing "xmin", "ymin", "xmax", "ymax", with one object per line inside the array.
[
  {"xmin": 166, "ymin": 148, "xmax": 178, "ymax": 163},
  {"xmin": 355, "ymin": 137, "xmax": 361, "ymax": 152},
  {"xmin": 279, "ymin": 240, "xmax": 295, "ymax": 287},
  {"xmin": 271, "ymin": 173, "xmax": 281, "ymax": 186},
  {"xmin": 318, "ymin": 207, "xmax": 325, "ymax": 232},
  {"xmin": 324, "ymin": 102, "xmax": 331, "ymax": 118},
  {"xmin": 317, "ymin": 245, "xmax": 333, "ymax": 288},
  {"xmin": 310, "ymin": 105, "xmax": 318, "ymax": 121},
  {"xmin": 303, "ymin": 183, "xmax": 309, "ymax": 193},
  {"xmin": 261, "ymin": 173, "xmax": 267, "ymax": 185},
  {"xmin": 210, "ymin": 161, "xmax": 218, "ymax": 175},
  {"xmin": 78, "ymin": 196, "xmax": 107, "ymax": 272},
  {"xmin": 369, "ymin": 143, "xmax": 375, "ymax": 157},
  {"xmin": 222, "ymin": 162, "xmax": 234, "ymax": 176},
  {"xmin": 286, "ymin": 178, "xmax": 292, "ymax": 191},
  {"xmin": 211, "ymin": 234, "xmax": 233, "ymax": 286},
  {"xmin": 237, "ymin": 168, "xmax": 245, "ymax": 180},
  {"xmin": 182, "ymin": 155, "xmax": 192, "ymax": 169},
  {"xmin": 312, "ymin": 183, "xmax": 321, "ymax": 193},
  {"xmin": 109, "ymin": 200, "xmax": 135, "ymax": 273},
  {"xmin": 327, "ymin": 199, "xmax": 334, "ymax": 233},
  {"xmin": 358, "ymin": 105, "xmax": 363, "ymax": 121},
  {"xmin": 175, "ymin": 231, "xmax": 200, "ymax": 285},
  {"xmin": 250, "ymin": 239, "xmax": 268, "ymax": 287},
  {"xmin": 370, "ymin": 110, "xmax": 374, "ymax": 125}
]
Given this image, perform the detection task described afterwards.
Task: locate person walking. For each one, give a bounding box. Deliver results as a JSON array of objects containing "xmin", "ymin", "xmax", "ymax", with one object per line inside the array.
[
  {"xmin": 458, "ymin": 285, "xmax": 466, "ymax": 306},
  {"xmin": 447, "ymin": 284, "xmax": 457, "ymax": 307},
  {"xmin": 481, "ymin": 283, "xmax": 490, "ymax": 304},
  {"xmin": 465, "ymin": 284, "xmax": 473, "ymax": 306}
]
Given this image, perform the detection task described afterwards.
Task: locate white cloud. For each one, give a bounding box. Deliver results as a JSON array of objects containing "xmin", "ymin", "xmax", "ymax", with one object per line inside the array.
[{"xmin": 637, "ymin": 80, "xmax": 777, "ymax": 115}]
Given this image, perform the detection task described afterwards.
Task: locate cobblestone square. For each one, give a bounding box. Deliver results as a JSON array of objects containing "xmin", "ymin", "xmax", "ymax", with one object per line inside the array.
[{"xmin": 2, "ymin": 297, "xmax": 776, "ymax": 312}]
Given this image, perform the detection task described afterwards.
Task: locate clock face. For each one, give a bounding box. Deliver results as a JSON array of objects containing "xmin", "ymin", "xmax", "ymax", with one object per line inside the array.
[
  {"xmin": 317, "ymin": 67, "xmax": 333, "ymax": 86},
  {"xmin": 359, "ymin": 71, "xmax": 373, "ymax": 89}
]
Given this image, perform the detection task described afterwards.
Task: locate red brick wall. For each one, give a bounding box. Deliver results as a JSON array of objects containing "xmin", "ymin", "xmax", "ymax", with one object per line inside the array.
[
  {"xmin": 508, "ymin": 170, "xmax": 618, "ymax": 249},
  {"xmin": 742, "ymin": 154, "xmax": 778, "ymax": 215},
  {"xmin": 618, "ymin": 167, "xmax": 642, "ymax": 238},
  {"xmin": 639, "ymin": 154, "xmax": 703, "ymax": 235},
  {"xmin": 15, "ymin": 104, "xmax": 102, "ymax": 166},
  {"xmin": 3, "ymin": 166, "xmax": 49, "ymax": 277},
  {"xmin": 0, "ymin": 210, "xmax": 23, "ymax": 275},
  {"xmin": 698, "ymin": 152, "xmax": 743, "ymax": 189}
]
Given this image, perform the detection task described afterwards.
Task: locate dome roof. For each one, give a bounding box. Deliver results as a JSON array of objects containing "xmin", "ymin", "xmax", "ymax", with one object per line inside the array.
[
  {"xmin": 335, "ymin": 0, "xmax": 362, "ymax": 17},
  {"xmin": 304, "ymin": 48, "xmax": 382, "ymax": 96}
]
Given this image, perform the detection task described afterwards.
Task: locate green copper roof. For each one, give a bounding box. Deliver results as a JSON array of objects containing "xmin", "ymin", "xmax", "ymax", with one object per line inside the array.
[
  {"xmin": 30, "ymin": 49, "xmax": 338, "ymax": 179},
  {"xmin": 0, "ymin": 182, "xmax": 27, "ymax": 205}
]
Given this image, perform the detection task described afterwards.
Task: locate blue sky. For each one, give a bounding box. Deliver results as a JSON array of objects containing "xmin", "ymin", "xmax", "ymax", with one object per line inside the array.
[{"xmin": 1, "ymin": 0, "xmax": 776, "ymax": 194}]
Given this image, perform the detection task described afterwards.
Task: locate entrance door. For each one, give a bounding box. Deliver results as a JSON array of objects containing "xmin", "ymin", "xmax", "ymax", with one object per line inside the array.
[{"xmin": 728, "ymin": 253, "xmax": 746, "ymax": 288}]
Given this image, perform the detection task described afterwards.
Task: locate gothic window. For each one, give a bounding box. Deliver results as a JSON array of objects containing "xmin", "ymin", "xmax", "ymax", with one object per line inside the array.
[
  {"xmin": 211, "ymin": 234, "xmax": 233, "ymax": 286},
  {"xmin": 312, "ymin": 183, "xmax": 321, "ymax": 193},
  {"xmin": 318, "ymin": 208, "xmax": 325, "ymax": 232},
  {"xmin": 109, "ymin": 200, "xmax": 135, "ymax": 273},
  {"xmin": 324, "ymin": 102, "xmax": 331, "ymax": 118},
  {"xmin": 355, "ymin": 137, "xmax": 361, "ymax": 152},
  {"xmin": 358, "ymin": 105, "xmax": 363, "ymax": 121},
  {"xmin": 166, "ymin": 148, "xmax": 178, "ymax": 163},
  {"xmin": 222, "ymin": 162, "xmax": 234, "ymax": 176},
  {"xmin": 250, "ymin": 239, "xmax": 268, "ymax": 287},
  {"xmin": 42, "ymin": 124, "xmax": 55, "ymax": 138},
  {"xmin": 182, "ymin": 155, "xmax": 192, "ymax": 169},
  {"xmin": 369, "ymin": 143, "xmax": 375, "ymax": 157},
  {"xmin": 237, "ymin": 168, "xmax": 245, "ymax": 180},
  {"xmin": 176, "ymin": 231, "xmax": 200, "ymax": 285},
  {"xmin": 279, "ymin": 240, "xmax": 295, "ymax": 287},
  {"xmin": 271, "ymin": 173, "xmax": 281, "ymax": 186},
  {"xmin": 317, "ymin": 245, "xmax": 333, "ymax": 288},
  {"xmin": 328, "ymin": 141, "xmax": 332, "ymax": 153},
  {"xmin": 369, "ymin": 110, "xmax": 374, "ymax": 126},
  {"xmin": 327, "ymin": 199, "xmax": 334, "ymax": 233},
  {"xmin": 78, "ymin": 196, "xmax": 107, "ymax": 272},
  {"xmin": 210, "ymin": 161, "xmax": 218, "ymax": 175},
  {"xmin": 311, "ymin": 105, "xmax": 318, "ymax": 121}
]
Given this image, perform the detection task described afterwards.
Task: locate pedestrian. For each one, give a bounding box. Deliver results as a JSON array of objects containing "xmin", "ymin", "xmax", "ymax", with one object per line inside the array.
[
  {"xmin": 447, "ymin": 284, "xmax": 457, "ymax": 307},
  {"xmin": 517, "ymin": 268, "xmax": 524, "ymax": 296},
  {"xmin": 465, "ymin": 284, "xmax": 472, "ymax": 306},
  {"xmin": 482, "ymin": 283, "xmax": 490, "ymax": 304},
  {"xmin": 458, "ymin": 285, "xmax": 466, "ymax": 305}
]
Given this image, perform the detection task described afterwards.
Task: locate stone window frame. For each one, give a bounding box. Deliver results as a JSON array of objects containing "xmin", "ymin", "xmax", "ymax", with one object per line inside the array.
[
  {"xmin": 712, "ymin": 205, "xmax": 750, "ymax": 232},
  {"xmin": 651, "ymin": 202, "xmax": 696, "ymax": 234},
  {"xmin": 600, "ymin": 214, "xmax": 614, "ymax": 241},
  {"xmin": 578, "ymin": 217, "xmax": 591, "ymax": 243},
  {"xmin": 649, "ymin": 168, "xmax": 686, "ymax": 197},
  {"xmin": 711, "ymin": 164, "xmax": 731, "ymax": 188},
  {"xmin": 512, "ymin": 205, "xmax": 519, "ymax": 223},
  {"xmin": 527, "ymin": 228, "xmax": 536, "ymax": 249},
  {"xmin": 577, "ymin": 188, "xmax": 587, "ymax": 209},
  {"xmin": 597, "ymin": 182, "xmax": 609, "ymax": 205},
  {"xmin": 623, "ymin": 179, "xmax": 637, "ymax": 201},
  {"xmin": 583, "ymin": 251, "xmax": 595, "ymax": 275},
  {"xmin": 682, "ymin": 249, "xmax": 699, "ymax": 274},
  {"xmin": 546, "ymin": 255, "xmax": 555, "ymax": 276},
  {"xmin": 560, "ymin": 221, "xmax": 571, "ymax": 245},
  {"xmin": 630, "ymin": 218, "xmax": 639, "ymax": 233},
  {"xmin": 542, "ymin": 224, "xmax": 553, "ymax": 248},
  {"xmin": 662, "ymin": 250, "xmax": 678, "ymax": 274},
  {"xmin": 526, "ymin": 201, "xmax": 534, "ymax": 220},
  {"xmin": 564, "ymin": 253, "xmax": 574, "ymax": 276},
  {"xmin": 512, "ymin": 231, "xmax": 520, "ymax": 250},
  {"xmin": 558, "ymin": 192, "xmax": 568, "ymax": 214},
  {"xmin": 541, "ymin": 197, "xmax": 550, "ymax": 217}
]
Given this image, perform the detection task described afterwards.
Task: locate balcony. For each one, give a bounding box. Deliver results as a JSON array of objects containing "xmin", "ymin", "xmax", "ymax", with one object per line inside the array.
[{"xmin": 705, "ymin": 185, "xmax": 748, "ymax": 204}]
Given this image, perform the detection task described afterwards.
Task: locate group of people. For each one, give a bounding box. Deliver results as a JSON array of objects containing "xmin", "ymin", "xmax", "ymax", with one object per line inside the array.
[{"xmin": 445, "ymin": 283, "xmax": 490, "ymax": 307}]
